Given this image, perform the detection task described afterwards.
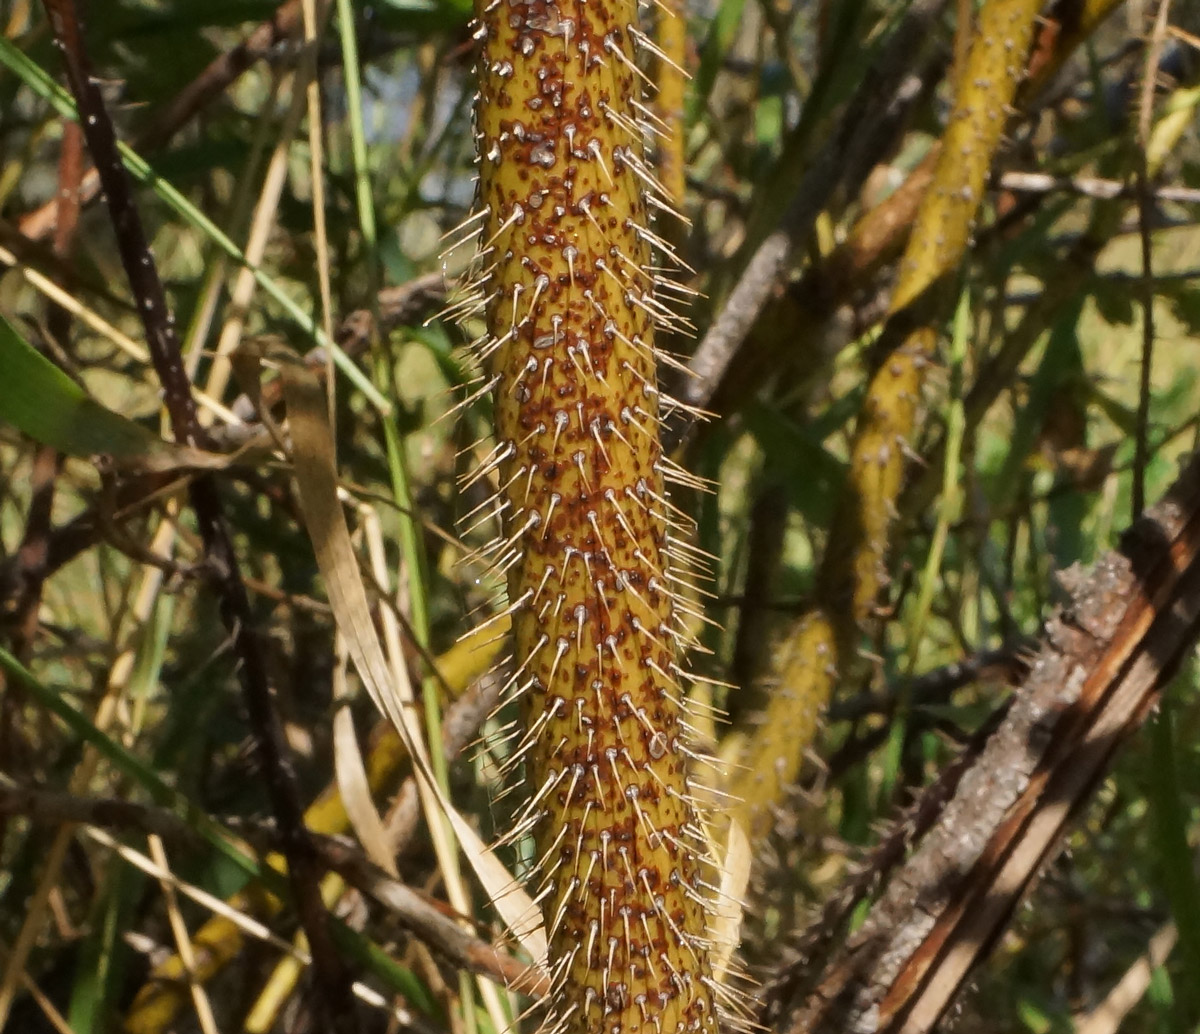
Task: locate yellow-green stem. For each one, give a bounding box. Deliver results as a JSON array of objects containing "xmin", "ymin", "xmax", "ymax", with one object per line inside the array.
[{"xmin": 726, "ymin": 0, "xmax": 1043, "ymax": 841}]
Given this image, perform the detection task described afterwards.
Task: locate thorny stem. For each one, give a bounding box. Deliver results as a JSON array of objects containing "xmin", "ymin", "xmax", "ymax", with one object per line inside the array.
[
  {"xmin": 38, "ymin": 2, "xmax": 359, "ymax": 1029},
  {"xmin": 677, "ymin": 0, "xmax": 1128, "ymax": 445},
  {"xmin": 724, "ymin": 0, "xmax": 1044, "ymax": 841},
  {"xmin": 469, "ymin": 0, "xmax": 720, "ymax": 1026},
  {"xmin": 653, "ymin": 0, "xmax": 688, "ymax": 212},
  {"xmin": 675, "ymin": 0, "xmax": 947, "ymax": 428}
]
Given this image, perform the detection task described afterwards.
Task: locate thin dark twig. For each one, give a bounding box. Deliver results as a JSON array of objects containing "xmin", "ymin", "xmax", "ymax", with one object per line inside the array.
[
  {"xmin": 827, "ymin": 644, "xmax": 1030, "ymax": 724},
  {"xmin": 0, "ymin": 71, "xmax": 86, "ymax": 856},
  {"xmin": 5, "ymin": 116, "xmax": 84, "ymax": 659},
  {"xmin": 313, "ymin": 837, "xmax": 551, "ymax": 998},
  {"xmin": 1133, "ymin": 0, "xmax": 1171, "ymax": 518},
  {"xmin": 37, "ymin": 2, "xmax": 359, "ymax": 1029},
  {"xmin": 0, "ymin": 277, "xmax": 449, "ymax": 606},
  {"xmin": 0, "ymin": 783, "xmax": 200, "ymax": 841}
]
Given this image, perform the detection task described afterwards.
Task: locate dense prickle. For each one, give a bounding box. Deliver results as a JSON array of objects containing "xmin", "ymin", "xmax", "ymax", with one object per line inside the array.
[{"xmin": 472, "ymin": 0, "xmax": 717, "ymax": 1030}]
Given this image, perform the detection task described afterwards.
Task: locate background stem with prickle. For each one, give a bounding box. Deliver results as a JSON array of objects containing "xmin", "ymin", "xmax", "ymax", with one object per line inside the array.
[
  {"xmin": 654, "ymin": 0, "xmax": 689, "ymax": 210},
  {"xmin": 725, "ymin": 0, "xmax": 1043, "ymax": 841},
  {"xmin": 473, "ymin": 0, "xmax": 718, "ymax": 1030}
]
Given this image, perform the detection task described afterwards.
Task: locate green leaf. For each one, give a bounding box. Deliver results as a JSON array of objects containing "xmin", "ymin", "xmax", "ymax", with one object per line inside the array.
[
  {"xmin": 0, "ymin": 34, "xmax": 393, "ymax": 416},
  {"xmin": 0, "ymin": 314, "xmax": 163, "ymax": 461},
  {"xmin": 744, "ymin": 402, "xmax": 846, "ymax": 526},
  {"xmin": 0, "ymin": 314, "xmax": 247, "ymax": 471},
  {"xmin": 1091, "ymin": 280, "xmax": 1135, "ymax": 326}
]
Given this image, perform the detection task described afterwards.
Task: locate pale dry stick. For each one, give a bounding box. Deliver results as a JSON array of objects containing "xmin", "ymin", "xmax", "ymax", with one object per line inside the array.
[
  {"xmin": 17, "ymin": 0, "xmax": 310, "ymax": 244},
  {"xmin": 0, "ymin": 241, "xmax": 147, "ymax": 362},
  {"xmin": 241, "ymin": 524, "xmax": 396, "ymax": 1033},
  {"xmin": 0, "ymin": 54, "xmax": 320, "ymax": 1026},
  {"xmin": 997, "ymin": 169, "xmax": 1200, "ymax": 203},
  {"xmin": 1073, "ymin": 920, "xmax": 1177, "ymax": 1034},
  {"xmin": 207, "ymin": 52, "xmax": 327, "ymax": 406},
  {"xmin": 785, "ymin": 452, "xmax": 1200, "ymax": 1034},
  {"xmin": 0, "ymin": 512, "xmax": 181, "ymax": 1028},
  {"xmin": 299, "ymin": 0, "xmax": 338, "ymax": 433},
  {"xmin": 679, "ymin": 0, "xmax": 947, "ymax": 417},
  {"xmin": 243, "ymin": 867, "xmax": 350, "ymax": 1034},
  {"xmin": 182, "ymin": 64, "xmax": 288, "ymax": 387},
  {"xmin": 0, "ymin": 940, "xmax": 75, "ymax": 1034},
  {"xmin": 120, "ymin": 615, "xmax": 507, "ymax": 1034},
  {"xmin": 146, "ymin": 835, "xmax": 221, "ymax": 1034}
]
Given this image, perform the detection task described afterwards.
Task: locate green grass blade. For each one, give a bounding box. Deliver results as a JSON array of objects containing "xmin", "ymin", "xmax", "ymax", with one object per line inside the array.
[
  {"xmin": 0, "ymin": 314, "xmax": 166, "ymax": 461},
  {"xmin": 1149, "ymin": 695, "xmax": 1200, "ymax": 1023},
  {"xmin": 0, "ymin": 645, "xmax": 438, "ymax": 1015}
]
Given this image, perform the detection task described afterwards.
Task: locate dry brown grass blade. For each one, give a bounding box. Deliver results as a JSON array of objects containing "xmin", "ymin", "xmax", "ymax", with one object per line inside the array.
[
  {"xmin": 332, "ymin": 629, "xmax": 398, "ymax": 877},
  {"xmin": 277, "ymin": 344, "xmax": 548, "ymax": 966},
  {"xmin": 16, "ymin": 0, "xmax": 308, "ymax": 243},
  {"xmin": 86, "ymin": 827, "xmax": 420, "ymax": 1028},
  {"xmin": 783, "ymin": 448, "xmax": 1200, "ymax": 1034},
  {"xmin": 123, "ymin": 599, "xmax": 505, "ymax": 1034}
]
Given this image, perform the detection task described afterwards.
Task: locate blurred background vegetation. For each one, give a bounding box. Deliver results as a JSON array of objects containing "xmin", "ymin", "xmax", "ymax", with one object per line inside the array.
[{"xmin": 3, "ymin": 0, "xmax": 1200, "ymax": 1032}]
